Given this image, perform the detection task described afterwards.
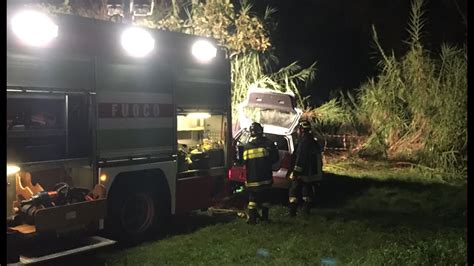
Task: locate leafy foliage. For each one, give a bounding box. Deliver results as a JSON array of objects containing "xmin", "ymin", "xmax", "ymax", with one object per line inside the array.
[
  {"xmin": 353, "ymin": 0, "xmax": 467, "ymax": 180},
  {"xmin": 24, "ymin": 0, "xmax": 108, "ymax": 20},
  {"xmin": 140, "ymin": 0, "xmax": 271, "ymax": 56},
  {"xmin": 300, "ymin": 0, "xmax": 467, "ymax": 180}
]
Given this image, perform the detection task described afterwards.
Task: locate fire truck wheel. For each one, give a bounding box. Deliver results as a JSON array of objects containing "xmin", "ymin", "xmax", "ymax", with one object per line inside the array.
[{"xmin": 108, "ymin": 184, "xmax": 168, "ymax": 241}]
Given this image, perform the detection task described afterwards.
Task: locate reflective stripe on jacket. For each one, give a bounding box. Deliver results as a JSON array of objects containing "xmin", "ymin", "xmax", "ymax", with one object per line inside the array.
[
  {"xmin": 245, "ymin": 179, "xmax": 273, "ymax": 187},
  {"xmin": 243, "ymin": 147, "xmax": 268, "ymax": 160},
  {"xmin": 243, "ymin": 136, "xmax": 279, "ymax": 188}
]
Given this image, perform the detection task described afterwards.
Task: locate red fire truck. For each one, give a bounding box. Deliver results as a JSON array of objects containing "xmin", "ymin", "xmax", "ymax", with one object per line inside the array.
[{"xmin": 6, "ymin": 7, "xmax": 231, "ymax": 264}]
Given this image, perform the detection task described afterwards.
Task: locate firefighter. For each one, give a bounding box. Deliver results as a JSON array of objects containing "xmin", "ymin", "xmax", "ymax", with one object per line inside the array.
[
  {"xmin": 288, "ymin": 119, "xmax": 323, "ymax": 217},
  {"xmin": 243, "ymin": 122, "xmax": 279, "ymax": 224}
]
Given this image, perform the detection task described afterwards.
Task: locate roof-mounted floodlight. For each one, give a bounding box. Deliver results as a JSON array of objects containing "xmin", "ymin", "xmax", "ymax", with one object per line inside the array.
[
  {"xmin": 121, "ymin": 27, "xmax": 155, "ymax": 57},
  {"xmin": 191, "ymin": 40, "xmax": 217, "ymax": 63},
  {"xmin": 11, "ymin": 10, "xmax": 58, "ymax": 47}
]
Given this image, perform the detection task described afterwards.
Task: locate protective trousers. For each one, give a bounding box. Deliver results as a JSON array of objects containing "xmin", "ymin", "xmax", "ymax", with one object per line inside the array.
[
  {"xmin": 288, "ymin": 178, "xmax": 314, "ymax": 216},
  {"xmin": 247, "ymin": 188, "xmax": 271, "ymax": 224}
]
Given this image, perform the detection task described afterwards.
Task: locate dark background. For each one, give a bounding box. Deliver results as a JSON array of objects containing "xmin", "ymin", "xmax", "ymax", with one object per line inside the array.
[{"xmin": 251, "ymin": 0, "xmax": 467, "ymax": 105}]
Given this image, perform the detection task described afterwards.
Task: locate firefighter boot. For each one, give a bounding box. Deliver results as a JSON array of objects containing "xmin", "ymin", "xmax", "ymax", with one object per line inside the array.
[
  {"xmin": 247, "ymin": 208, "xmax": 258, "ymax": 225},
  {"xmin": 288, "ymin": 203, "xmax": 297, "ymax": 217},
  {"xmin": 261, "ymin": 207, "xmax": 270, "ymax": 222}
]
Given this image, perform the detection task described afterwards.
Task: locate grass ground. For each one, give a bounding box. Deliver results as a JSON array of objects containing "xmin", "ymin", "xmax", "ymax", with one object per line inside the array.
[{"xmin": 45, "ymin": 158, "xmax": 467, "ymax": 265}]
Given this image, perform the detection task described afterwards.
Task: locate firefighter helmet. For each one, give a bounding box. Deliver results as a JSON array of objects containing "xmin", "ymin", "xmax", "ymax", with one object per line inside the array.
[
  {"xmin": 298, "ymin": 119, "xmax": 311, "ymax": 132},
  {"xmin": 249, "ymin": 122, "xmax": 264, "ymax": 137}
]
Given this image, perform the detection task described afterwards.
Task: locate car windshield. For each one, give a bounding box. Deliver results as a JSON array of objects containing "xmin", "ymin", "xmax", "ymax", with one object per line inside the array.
[
  {"xmin": 242, "ymin": 106, "xmax": 298, "ymax": 130},
  {"xmin": 237, "ymin": 130, "xmax": 289, "ymax": 151}
]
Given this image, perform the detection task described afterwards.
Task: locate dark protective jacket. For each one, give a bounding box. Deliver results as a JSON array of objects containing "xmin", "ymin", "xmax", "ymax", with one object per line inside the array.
[
  {"xmin": 243, "ymin": 136, "xmax": 279, "ymax": 189},
  {"xmin": 292, "ymin": 132, "xmax": 323, "ymax": 182}
]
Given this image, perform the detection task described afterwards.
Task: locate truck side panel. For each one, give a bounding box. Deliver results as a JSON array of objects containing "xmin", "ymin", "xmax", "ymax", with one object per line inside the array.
[
  {"xmin": 174, "ymin": 64, "xmax": 230, "ymax": 110},
  {"xmin": 7, "ymin": 51, "xmax": 93, "ymax": 90},
  {"xmin": 95, "ymin": 58, "xmax": 175, "ymax": 160}
]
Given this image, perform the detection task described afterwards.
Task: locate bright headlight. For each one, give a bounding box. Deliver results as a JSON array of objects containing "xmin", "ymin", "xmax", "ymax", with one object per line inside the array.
[
  {"xmin": 191, "ymin": 40, "xmax": 217, "ymax": 63},
  {"xmin": 121, "ymin": 27, "xmax": 155, "ymax": 57},
  {"xmin": 11, "ymin": 10, "xmax": 58, "ymax": 47}
]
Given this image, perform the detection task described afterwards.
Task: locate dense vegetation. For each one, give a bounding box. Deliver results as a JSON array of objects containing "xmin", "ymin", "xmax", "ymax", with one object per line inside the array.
[{"xmin": 309, "ymin": 0, "xmax": 467, "ymax": 181}]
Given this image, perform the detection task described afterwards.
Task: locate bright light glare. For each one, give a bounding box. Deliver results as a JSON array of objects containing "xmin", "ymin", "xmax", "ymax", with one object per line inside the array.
[
  {"xmin": 100, "ymin": 173, "xmax": 108, "ymax": 183},
  {"xmin": 191, "ymin": 40, "xmax": 217, "ymax": 63},
  {"xmin": 121, "ymin": 27, "xmax": 155, "ymax": 57},
  {"xmin": 7, "ymin": 165, "xmax": 21, "ymax": 176},
  {"xmin": 11, "ymin": 10, "xmax": 58, "ymax": 47},
  {"xmin": 187, "ymin": 112, "xmax": 211, "ymax": 119}
]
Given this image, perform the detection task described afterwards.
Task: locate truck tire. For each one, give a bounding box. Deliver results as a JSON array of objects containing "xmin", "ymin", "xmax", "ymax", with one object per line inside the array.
[{"xmin": 107, "ymin": 182, "xmax": 169, "ymax": 242}]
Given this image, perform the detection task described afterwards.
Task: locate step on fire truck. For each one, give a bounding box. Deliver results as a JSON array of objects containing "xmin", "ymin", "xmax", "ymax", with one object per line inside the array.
[{"xmin": 6, "ymin": 7, "xmax": 231, "ymax": 264}]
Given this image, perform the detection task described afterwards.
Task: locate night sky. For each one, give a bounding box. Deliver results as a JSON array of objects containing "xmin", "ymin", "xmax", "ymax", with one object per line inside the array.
[{"xmin": 251, "ymin": 0, "xmax": 467, "ymax": 105}]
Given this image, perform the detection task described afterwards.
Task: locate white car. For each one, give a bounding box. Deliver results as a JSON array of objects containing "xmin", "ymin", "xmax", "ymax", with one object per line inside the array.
[{"xmin": 228, "ymin": 87, "xmax": 302, "ymax": 190}]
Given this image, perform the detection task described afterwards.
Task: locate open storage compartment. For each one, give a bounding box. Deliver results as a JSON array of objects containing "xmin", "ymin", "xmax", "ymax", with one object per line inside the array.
[
  {"xmin": 7, "ymin": 158, "xmax": 108, "ymax": 233},
  {"xmin": 6, "ymin": 162, "xmax": 112, "ymax": 264},
  {"xmin": 6, "ymin": 88, "xmax": 114, "ymax": 264}
]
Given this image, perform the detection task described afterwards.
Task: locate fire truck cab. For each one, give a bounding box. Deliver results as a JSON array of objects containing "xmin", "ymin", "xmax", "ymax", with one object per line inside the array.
[{"xmin": 6, "ymin": 8, "xmax": 231, "ymax": 264}]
